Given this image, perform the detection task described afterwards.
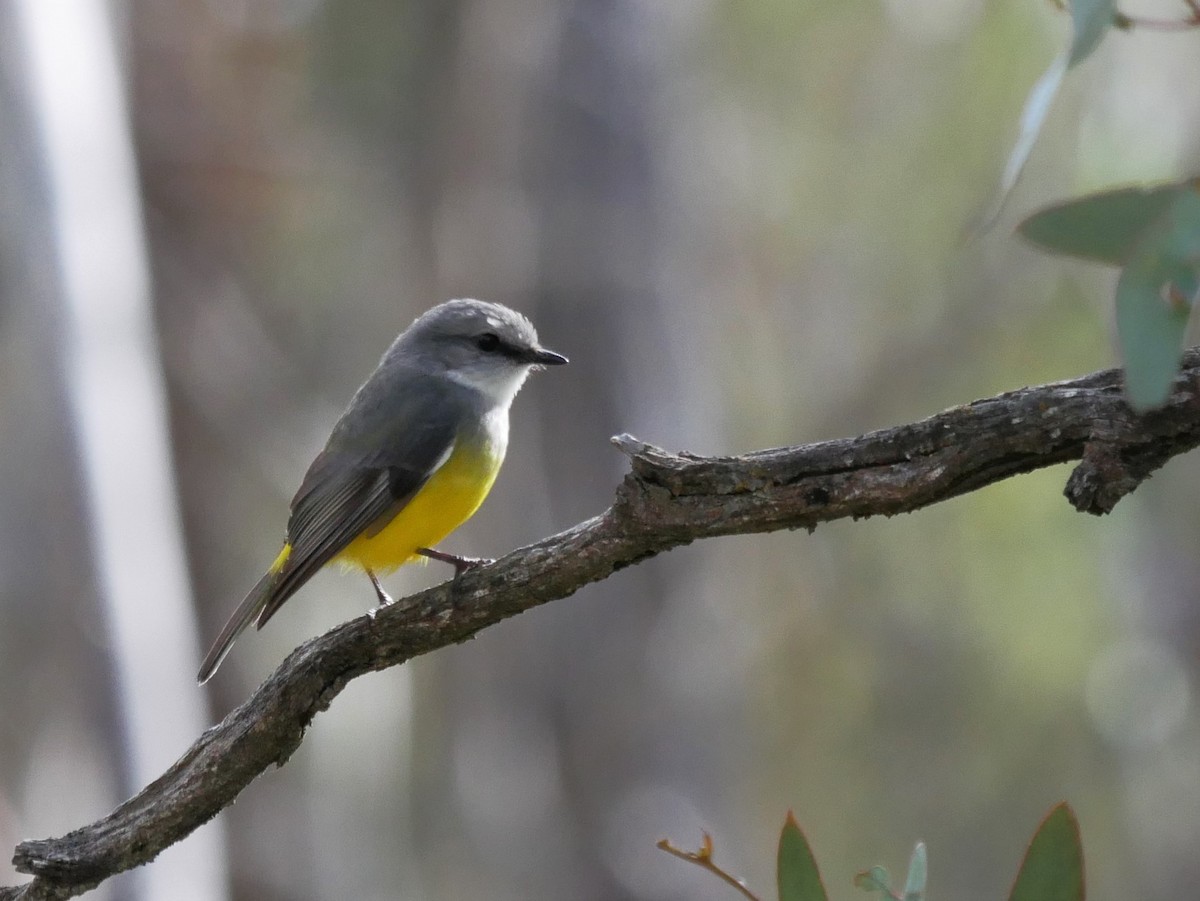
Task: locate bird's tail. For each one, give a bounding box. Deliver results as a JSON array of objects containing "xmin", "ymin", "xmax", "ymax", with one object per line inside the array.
[{"xmin": 197, "ymin": 546, "xmax": 291, "ymax": 683}]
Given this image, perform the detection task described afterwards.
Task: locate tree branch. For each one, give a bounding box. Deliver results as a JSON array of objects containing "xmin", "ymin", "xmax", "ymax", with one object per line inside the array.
[{"xmin": 7, "ymin": 352, "xmax": 1200, "ymax": 900}]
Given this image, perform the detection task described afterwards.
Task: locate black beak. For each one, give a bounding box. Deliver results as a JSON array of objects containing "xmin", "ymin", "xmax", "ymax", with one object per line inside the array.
[{"xmin": 528, "ymin": 347, "xmax": 568, "ymax": 366}]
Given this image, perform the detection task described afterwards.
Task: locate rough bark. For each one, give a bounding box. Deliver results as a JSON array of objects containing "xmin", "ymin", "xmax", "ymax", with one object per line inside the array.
[{"xmin": 6, "ymin": 352, "xmax": 1200, "ymax": 900}]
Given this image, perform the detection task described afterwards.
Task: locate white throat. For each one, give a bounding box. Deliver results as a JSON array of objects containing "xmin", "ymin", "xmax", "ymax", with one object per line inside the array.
[{"xmin": 446, "ymin": 364, "xmax": 532, "ymax": 411}]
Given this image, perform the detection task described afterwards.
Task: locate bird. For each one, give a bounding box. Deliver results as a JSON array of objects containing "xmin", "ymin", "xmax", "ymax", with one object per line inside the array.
[{"xmin": 197, "ymin": 298, "xmax": 567, "ymax": 682}]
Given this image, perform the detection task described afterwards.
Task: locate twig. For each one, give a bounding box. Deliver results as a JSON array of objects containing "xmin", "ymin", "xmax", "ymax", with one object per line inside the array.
[
  {"xmin": 657, "ymin": 833, "xmax": 760, "ymax": 901},
  {"xmin": 1113, "ymin": 0, "xmax": 1200, "ymax": 30}
]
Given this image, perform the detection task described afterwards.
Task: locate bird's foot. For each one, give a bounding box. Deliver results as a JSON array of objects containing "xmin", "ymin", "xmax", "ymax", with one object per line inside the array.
[
  {"xmin": 416, "ymin": 547, "xmax": 493, "ymax": 577},
  {"xmin": 366, "ymin": 569, "xmax": 395, "ymax": 617}
]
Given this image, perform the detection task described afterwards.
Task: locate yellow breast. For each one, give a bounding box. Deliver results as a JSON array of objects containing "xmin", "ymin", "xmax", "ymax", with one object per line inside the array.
[{"xmin": 335, "ymin": 434, "xmax": 504, "ymax": 573}]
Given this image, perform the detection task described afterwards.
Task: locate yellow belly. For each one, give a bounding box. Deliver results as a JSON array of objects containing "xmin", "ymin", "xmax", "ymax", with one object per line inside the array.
[{"xmin": 334, "ymin": 438, "xmax": 503, "ymax": 572}]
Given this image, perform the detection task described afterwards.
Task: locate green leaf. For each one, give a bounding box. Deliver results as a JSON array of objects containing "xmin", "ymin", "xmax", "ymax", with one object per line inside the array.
[
  {"xmin": 1068, "ymin": 0, "xmax": 1116, "ymax": 66},
  {"xmin": 852, "ymin": 866, "xmax": 891, "ymax": 895},
  {"xmin": 1008, "ymin": 803, "xmax": 1085, "ymax": 901},
  {"xmin": 1018, "ymin": 183, "xmax": 1182, "ymax": 265},
  {"xmin": 1021, "ymin": 180, "xmax": 1200, "ymax": 410},
  {"xmin": 902, "ymin": 843, "xmax": 927, "ymax": 901},
  {"xmin": 1115, "ymin": 187, "xmax": 1200, "ymax": 410},
  {"xmin": 982, "ymin": 54, "xmax": 1068, "ymax": 229},
  {"xmin": 777, "ymin": 812, "xmax": 828, "ymax": 901},
  {"xmin": 979, "ymin": 0, "xmax": 1114, "ymax": 230}
]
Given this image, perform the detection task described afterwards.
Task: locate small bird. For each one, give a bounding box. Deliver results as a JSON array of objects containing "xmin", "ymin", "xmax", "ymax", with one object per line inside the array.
[{"xmin": 197, "ymin": 299, "xmax": 567, "ymax": 682}]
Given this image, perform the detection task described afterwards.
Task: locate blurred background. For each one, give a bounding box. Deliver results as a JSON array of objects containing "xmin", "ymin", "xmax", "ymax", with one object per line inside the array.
[{"xmin": 3, "ymin": 0, "xmax": 1200, "ymax": 898}]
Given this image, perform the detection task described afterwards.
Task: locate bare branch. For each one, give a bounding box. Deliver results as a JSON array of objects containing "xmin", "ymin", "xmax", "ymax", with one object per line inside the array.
[{"xmin": 7, "ymin": 351, "xmax": 1200, "ymax": 899}]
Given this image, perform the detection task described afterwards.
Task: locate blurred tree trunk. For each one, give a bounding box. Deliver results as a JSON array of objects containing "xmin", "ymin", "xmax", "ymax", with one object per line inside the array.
[{"xmin": 0, "ymin": 4, "xmax": 127, "ymax": 895}]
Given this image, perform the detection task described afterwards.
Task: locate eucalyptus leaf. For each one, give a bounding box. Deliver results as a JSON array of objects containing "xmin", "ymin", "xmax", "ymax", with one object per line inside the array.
[
  {"xmin": 1018, "ymin": 183, "xmax": 1181, "ymax": 265},
  {"xmin": 1008, "ymin": 803, "xmax": 1084, "ymax": 901},
  {"xmin": 777, "ymin": 813, "xmax": 828, "ymax": 901},
  {"xmin": 1068, "ymin": 0, "xmax": 1116, "ymax": 66},
  {"xmin": 1115, "ymin": 188, "xmax": 1200, "ymax": 410},
  {"xmin": 982, "ymin": 0, "xmax": 1115, "ymax": 228},
  {"xmin": 852, "ymin": 866, "xmax": 891, "ymax": 895},
  {"xmin": 982, "ymin": 53, "xmax": 1068, "ymax": 228},
  {"xmin": 902, "ymin": 843, "xmax": 927, "ymax": 901}
]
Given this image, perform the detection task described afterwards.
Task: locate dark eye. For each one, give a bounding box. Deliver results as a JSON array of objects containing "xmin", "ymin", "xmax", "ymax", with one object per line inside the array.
[{"xmin": 476, "ymin": 332, "xmax": 501, "ymax": 352}]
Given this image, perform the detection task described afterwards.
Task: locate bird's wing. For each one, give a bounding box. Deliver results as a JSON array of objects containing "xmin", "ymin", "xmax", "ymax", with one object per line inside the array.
[{"xmin": 256, "ymin": 380, "xmax": 462, "ymax": 627}]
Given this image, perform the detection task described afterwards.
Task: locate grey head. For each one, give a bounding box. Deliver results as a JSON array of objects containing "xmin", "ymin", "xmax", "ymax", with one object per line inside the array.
[{"xmin": 390, "ymin": 299, "xmax": 567, "ymax": 408}]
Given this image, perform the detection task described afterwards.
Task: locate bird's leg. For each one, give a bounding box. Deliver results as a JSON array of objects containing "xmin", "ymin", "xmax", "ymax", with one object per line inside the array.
[
  {"xmin": 365, "ymin": 568, "xmax": 395, "ymax": 619},
  {"xmin": 417, "ymin": 547, "xmax": 493, "ymax": 577}
]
